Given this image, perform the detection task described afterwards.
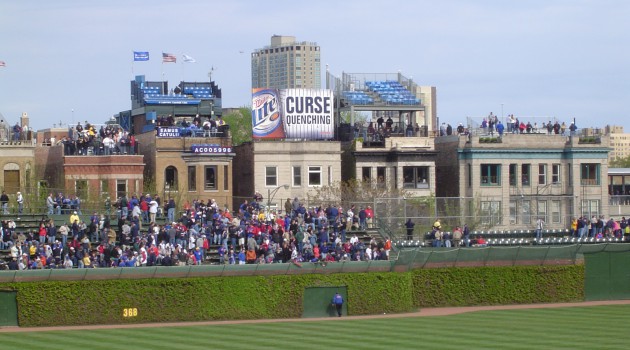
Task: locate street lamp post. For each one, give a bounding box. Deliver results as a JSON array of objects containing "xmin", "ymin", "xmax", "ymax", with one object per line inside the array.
[{"xmin": 267, "ymin": 184, "xmax": 289, "ymax": 212}]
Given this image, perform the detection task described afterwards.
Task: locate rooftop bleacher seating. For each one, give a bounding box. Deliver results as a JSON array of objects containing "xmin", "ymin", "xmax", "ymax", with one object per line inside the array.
[
  {"xmin": 365, "ymin": 80, "xmax": 421, "ymax": 105},
  {"xmin": 342, "ymin": 91, "xmax": 374, "ymax": 105}
]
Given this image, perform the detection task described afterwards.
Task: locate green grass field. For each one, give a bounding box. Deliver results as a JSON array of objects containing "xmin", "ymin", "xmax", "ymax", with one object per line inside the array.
[{"xmin": 1, "ymin": 305, "xmax": 629, "ymax": 350}]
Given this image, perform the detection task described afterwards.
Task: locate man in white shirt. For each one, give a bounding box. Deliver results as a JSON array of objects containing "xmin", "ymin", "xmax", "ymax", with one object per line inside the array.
[
  {"xmin": 149, "ymin": 200, "xmax": 158, "ymax": 224},
  {"xmin": 16, "ymin": 191, "xmax": 24, "ymax": 216},
  {"xmin": 102, "ymin": 136, "xmax": 115, "ymax": 155}
]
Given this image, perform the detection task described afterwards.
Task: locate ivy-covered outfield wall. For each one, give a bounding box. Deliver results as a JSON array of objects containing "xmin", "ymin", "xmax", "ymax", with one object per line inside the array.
[{"xmin": 0, "ymin": 265, "xmax": 584, "ymax": 327}]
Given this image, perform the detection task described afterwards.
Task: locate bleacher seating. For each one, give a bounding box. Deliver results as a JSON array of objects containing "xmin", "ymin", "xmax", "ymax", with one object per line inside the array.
[
  {"xmin": 183, "ymin": 86, "xmax": 213, "ymax": 98},
  {"xmin": 142, "ymin": 86, "xmax": 208, "ymax": 103},
  {"xmin": 342, "ymin": 91, "xmax": 374, "ymax": 105},
  {"xmin": 365, "ymin": 80, "xmax": 420, "ymax": 105}
]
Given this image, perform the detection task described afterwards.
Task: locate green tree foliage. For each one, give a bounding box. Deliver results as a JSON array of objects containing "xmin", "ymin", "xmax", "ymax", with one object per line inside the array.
[
  {"xmin": 222, "ymin": 106, "xmax": 252, "ymax": 146},
  {"xmin": 309, "ymin": 179, "xmax": 410, "ymax": 208},
  {"xmin": 610, "ymin": 155, "xmax": 630, "ymax": 168}
]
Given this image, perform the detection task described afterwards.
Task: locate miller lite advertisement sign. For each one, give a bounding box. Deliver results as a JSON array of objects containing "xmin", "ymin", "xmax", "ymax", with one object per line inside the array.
[{"xmin": 252, "ymin": 88, "xmax": 334, "ymax": 140}]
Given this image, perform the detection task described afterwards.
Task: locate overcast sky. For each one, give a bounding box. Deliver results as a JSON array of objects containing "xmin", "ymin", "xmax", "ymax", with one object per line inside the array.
[{"xmin": 0, "ymin": 0, "xmax": 628, "ymax": 130}]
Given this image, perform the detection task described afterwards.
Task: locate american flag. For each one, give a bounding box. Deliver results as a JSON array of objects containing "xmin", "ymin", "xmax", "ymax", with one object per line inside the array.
[
  {"xmin": 0, "ymin": 61, "xmax": 6, "ymax": 67},
  {"xmin": 162, "ymin": 53, "xmax": 176, "ymax": 63}
]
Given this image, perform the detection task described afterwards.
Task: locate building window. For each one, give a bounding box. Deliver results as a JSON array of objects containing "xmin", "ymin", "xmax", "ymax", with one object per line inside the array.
[
  {"xmin": 377, "ymin": 167, "xmax": 386, "ymax": 188},
  {"xmin": 468, "ymin": 164, "xmax": 472, "ymax": 188},
  {"xmin": 552, "ymin": 164, "xmax": 561, "ymax": 184},
  {"xmin": 117, "ymin": 180, "xmax": 127, "ymax": 199},
  {"xmin": 509, "ymin": 200, "xmax": 518, "ymax": 224},
  {"xmin": 293, "ymin": 166, "xmax": 302, "ymax": 186},
  {"xmin": 568, "ymin": 164, "xmax": 573, "ymax": 186},
  {"xmin": 100, "ymin": 180, "xmax": 109, "ymax": 199},
  {"xmin": 521, "ymin": 200, "xmax": 531, "ymax": 225},
  {"xmin": 165, "ymin": 166, "xmax": 178, "ymax": 191},
  {"xmin": 537, "ymin": 200, "xmax": 547, "ymax": 224},
  {"xmin": 362, "ymin": 167, "xmax": 371, "ymax": 181},
  {"xmin": 308, "ymin": 166, "xmax": 322, "ymax": 187},
  {"xmin": 581, "ymin": 199, "xmax": 600, "ymax": 218},
  {"xmin": 581, "ymin": 164, "xmax": 600, "ymax": 185},
  {"xmin": 538, "ymin": 164, "xmax": 547, "ymax": 185},
  {"xmin": 75, "ymin": 180, "xmax": 88, "ymax": 200},
  {"xmin": 328, "ymin": 166, "xmax": 333, "ymax": 186},
  {"xmin": 204, "ymin": 166, "xmax": 217, "ymax": 190},
  {"xmin": 188, "ymin": 166, "xmax": 196, "ymax": 191},
  {"xmin": 224, "ymin": 166, "xmax": 229, "ymax": 191},
  {"xmin": 392, "ymin": 167, "xmax": 397, "ymax": 189},
  {"xmin": 403, "ymin": 166, "xmax": 429, "ymax": 189},
  {"xmin": 551, "ymin": 200, "xmax": 561, "ymax": 224},
  {"xmin": 509, "ymin": 164, "xmax": 517, "ymax": 187},
  {"xmin": 480, "ymin": 201, "xmax": 501, "ymax": 226},
  {"xmin": 521, "ymin": 164, "xmax": 530, "ymax": 186},
  {"xmin": 480, "ymin": 164, "xmax": 500, "ymax": 186},
  {"xmin": 265, "ymin": 166, "xmax": 278, "ymax": 187}
]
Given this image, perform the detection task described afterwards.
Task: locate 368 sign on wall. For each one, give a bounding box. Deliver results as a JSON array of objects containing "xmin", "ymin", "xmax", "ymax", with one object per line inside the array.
[{"xmin": 252, "ymin": 88, "xmax": 334, "ymax": 140}]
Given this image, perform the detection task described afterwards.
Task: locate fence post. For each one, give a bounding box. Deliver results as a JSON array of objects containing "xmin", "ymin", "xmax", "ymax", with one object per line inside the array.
[
  {"xmin": 483, "ymin": 247, "xmax": 491, "ymax": 267},
  {"xmin": 513, "ymin": 246, "xmax": 521, "ymax": 266},
  {"xmin": 421, "ymin": 250, "xmax": 433, "ymax": 269},
  {"xmin": 453, "ymin": 247, "xmax": 462, "ymax": 268},
  {"xmin": 542, "ymin": 245, "xmax": 552, "ymax": 265}
]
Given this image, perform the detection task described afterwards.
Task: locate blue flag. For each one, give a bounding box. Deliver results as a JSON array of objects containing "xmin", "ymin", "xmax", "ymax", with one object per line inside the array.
[{"xmin": 134, "ymin": 51, "xmax": 149, "ymax": 61}]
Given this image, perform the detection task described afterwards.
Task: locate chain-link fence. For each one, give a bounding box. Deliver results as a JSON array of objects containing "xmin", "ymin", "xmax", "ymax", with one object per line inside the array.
[{"xmin": 394, "ymin": 243, "xmax": 630, "ymax": 268}]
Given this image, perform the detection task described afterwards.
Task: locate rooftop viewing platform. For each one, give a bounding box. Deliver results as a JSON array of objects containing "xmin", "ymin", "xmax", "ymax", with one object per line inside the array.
[{"xmin": 356, "ymin": 135, "xmax": 435, "ymax": 151}]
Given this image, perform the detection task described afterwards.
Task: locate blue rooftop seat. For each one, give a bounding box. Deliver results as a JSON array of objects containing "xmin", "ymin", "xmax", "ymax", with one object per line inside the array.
[{"xmin": 364, "ymin": 80, "xmax": 420, "ymax": 105}]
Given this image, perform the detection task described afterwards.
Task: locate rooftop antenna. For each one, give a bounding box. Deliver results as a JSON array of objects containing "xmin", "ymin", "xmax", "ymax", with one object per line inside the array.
[{"xmin": 208, "ymin": 66, "xmax": 216, "ymax": 82}]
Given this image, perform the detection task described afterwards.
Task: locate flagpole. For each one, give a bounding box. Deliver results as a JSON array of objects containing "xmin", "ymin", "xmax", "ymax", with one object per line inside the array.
[{"xmin": 181, "ymin": 59, "xmax": 185, "ymax": 84}]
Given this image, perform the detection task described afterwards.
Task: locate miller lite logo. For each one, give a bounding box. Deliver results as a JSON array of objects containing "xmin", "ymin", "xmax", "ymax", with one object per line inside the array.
[{"xmin": 252, "ymin": 88, "xmax": 285, "ymax": 138}]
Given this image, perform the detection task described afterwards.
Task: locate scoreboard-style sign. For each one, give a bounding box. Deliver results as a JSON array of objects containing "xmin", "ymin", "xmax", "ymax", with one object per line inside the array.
[
  {"xmin": 156, "ymin": 127, "xmax": 181, "ymax": 138},
  {"xmin": 191, "ymin": 144, "xmax": 232, "ymax": 154}
]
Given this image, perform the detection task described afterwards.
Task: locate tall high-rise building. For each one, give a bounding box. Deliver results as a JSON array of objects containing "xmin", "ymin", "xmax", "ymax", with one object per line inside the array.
[{"xmin": 251, "ymin": 35, "xmax": 321, "ymax": 89}]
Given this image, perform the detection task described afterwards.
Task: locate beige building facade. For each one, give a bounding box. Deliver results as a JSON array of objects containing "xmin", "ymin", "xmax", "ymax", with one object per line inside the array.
[
  {"xmin": 435, "ymin": 134, "xmax": 611, "ymax": 230},
  {"xmin": 232, "ymin": 140, "xmax": 342, "ymax": 211},
  {"xmin": 136, "ymin": 129, "xmax": 234, "ymax": 210},
  {"xmin": 353, "ymin": 136, "xmax": 437, "ymax": 196},
  {"xmin": 0, "ymin": 143, "xmax": 35, "ymax": 196},
  {"xmin": 606, "ymin": 125, "xmax": 630, "ymax": 162},
  {"xmin": 251, "ymin": 35, "xmax": 321, "ymax": 90}
]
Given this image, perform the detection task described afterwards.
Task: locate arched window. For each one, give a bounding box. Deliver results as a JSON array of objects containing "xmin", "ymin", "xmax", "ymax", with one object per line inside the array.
[{"xmin": 165, "ymin": 166, "xmax": 178, "ymax": 190}]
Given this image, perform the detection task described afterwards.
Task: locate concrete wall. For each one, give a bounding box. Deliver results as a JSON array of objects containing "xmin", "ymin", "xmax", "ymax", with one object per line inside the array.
[{"xmin": 248, "ymin": 140, "xmax": 342, "ymax": 208}]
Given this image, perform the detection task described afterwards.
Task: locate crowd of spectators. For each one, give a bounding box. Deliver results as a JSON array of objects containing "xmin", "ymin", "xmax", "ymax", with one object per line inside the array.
[
  {"xmin": 571, "ymin": 215, "xmax": 629, "ymax": 239},
  {"xmin": 440, "ymin": 113, "xmax": 579, "ymax": 138},
  {"xmin": 48, "ymin": 122, "xmax": 136, "ymax": 156},
  {"xmin": 0, "ymin": 192, "xmax": 388, "ymax": 270},
  {"xmin": 157, "ymin": 114, "xmax": 228, "ymax": 137}
]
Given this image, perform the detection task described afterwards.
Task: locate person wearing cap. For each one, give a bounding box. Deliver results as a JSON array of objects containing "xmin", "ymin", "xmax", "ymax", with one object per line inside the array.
[{"xmin": 16, "ymin": 191, "xmax": 24, "ymax": 216}]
